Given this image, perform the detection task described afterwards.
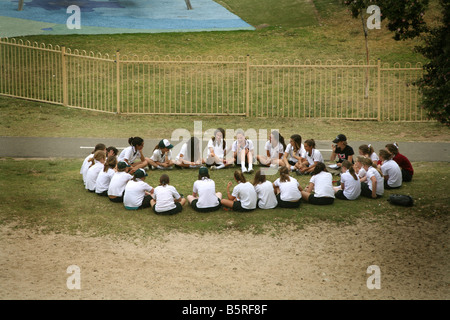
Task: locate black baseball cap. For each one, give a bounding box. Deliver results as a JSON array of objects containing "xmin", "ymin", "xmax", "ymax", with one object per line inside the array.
[{"xmin": 333, "ymin": 134, "xmax": 347, "ymax": 143}]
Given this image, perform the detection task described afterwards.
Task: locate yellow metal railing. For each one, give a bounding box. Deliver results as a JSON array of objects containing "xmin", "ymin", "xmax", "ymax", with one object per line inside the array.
[{"xmin": 0, "ymin": 38, "xmax": 426, "ymax": 121}]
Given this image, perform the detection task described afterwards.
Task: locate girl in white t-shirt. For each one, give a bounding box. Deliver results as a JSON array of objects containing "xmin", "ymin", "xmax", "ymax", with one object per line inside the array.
[
  {"xmin": 301, "ymin": 162, "xmax": 335, "ymax": 205},
  {"xmin": 273, "ymin": 166, "xmax": 302, "ymax": 208},
  {"xmin": 148, "ymin": 139, "xmax": 175, "ymax": 170},
  {"xmin": 81, "ymin": 143, "xmax": 106, "ymax": 185},
  {"xmin": 358, "ymin": 157, "xmax": 384, "ymax": 199},
  {"xmin": 257, "ymin": 131, "xmax": 286, "ymax": 168},
  {"xmin": 252, "ymin": 170, "xmax": 278, "ymax": 209},
  {"xmin": 355, "ymin": 156, "xmax": 367, "ymax": 183},
  {"xmin": 334, "ymin": 160, "xmax": 361, "ymax": 200},
  {"xmin": 95, "ymin": 156, "xmax": 117, "ymax": 196},
  {"xmin": 221, "ymin": 171, "xmax": 258, "ymax": 212},
  {"xmin": 175, "ymin": 137, "xmax": 204, "ymax": 169},
  {"xmin": 117, "ymin": 137, "xmax": 149, "ymax": 174},
  {"xmin": 150, "ymin": 174, "xmax": 185, "ymax": 215},
  {"xmin": 359, "ymin": 144, "xmax": 380, "ymax": 164},
  {"xmin": 85, "ymin": 150, "xmax": 106, "ymax": 192},
  {"xmin": 187, "ymin": 167, "xmax": 223, "ymax": 212},
  {"xmin": 206, "ymin": 128, "xmax": 231, "ymax": 170},
  {"xmin": 123, "ymin": 169, "xmax": 154, "ymax": 210},
  {"xmin": 232, "ymin": 129, "xmax": 256, "ymax": 174},
  {"xmin": 283, "ymin": 134, "xmax": 306, "ymax": 172},
  {"xmin": 379, "ymin": 149, "xmax": 402, "ymax": 189},
  {"xmin": 108, "ymin": 161, "xmax": 133, "ymax": 203},
  {"xmin": 298, "ymin": 139, "xmax": 324, "ymax": 175}
]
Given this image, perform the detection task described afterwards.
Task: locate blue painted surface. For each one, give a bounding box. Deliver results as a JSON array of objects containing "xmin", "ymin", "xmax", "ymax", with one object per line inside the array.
[{"xmin": 0, "ymin": 0, "xmax": 254, "ymax": 36}]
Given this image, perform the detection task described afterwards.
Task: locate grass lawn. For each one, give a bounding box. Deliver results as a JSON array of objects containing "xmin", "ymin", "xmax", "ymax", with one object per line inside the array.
[{"xmin": 0, "ymin": 158, "xmax": 448, "ymax": 240}]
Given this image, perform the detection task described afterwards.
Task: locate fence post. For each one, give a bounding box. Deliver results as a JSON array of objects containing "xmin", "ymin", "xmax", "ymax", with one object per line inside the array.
[
  {"xmin": 246, "ymin": 54, "xmax": 250, "ymax": 117},
  {"xmin": 116, "ymin": 50, "xmax": 120, "ymax": 114},
  {"xmin": 377, "ymin": 58, "xmax": 381, "ymax": 121},
  {"xmin": 61, "ymin": 46, "xmax": 68, "ymax": 106}
]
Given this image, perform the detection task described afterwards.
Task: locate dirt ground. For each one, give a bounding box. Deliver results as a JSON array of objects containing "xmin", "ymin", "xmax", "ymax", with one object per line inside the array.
[{"xmin": 0, "ymin": 215, "xmax": 448, "ymax": 300}]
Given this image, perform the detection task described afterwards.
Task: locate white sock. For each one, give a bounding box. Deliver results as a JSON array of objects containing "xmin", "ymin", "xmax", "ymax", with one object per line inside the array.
[
  {"xmin": 248, "ymin": 163, "xmax": 253, "ymax": 170},
  {"xmin": 290, "ymin": 166, "xmax": 295, "ymax": 171},
  {"xmin": 216, "ymin": 163, "xmax": 225, "ymax": 169}
]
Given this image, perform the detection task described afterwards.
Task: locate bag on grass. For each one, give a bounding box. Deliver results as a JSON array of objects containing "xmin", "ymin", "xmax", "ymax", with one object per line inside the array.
[{"xmin": 387, "ymin": 194, "xmax": 414, "ymax": 207}]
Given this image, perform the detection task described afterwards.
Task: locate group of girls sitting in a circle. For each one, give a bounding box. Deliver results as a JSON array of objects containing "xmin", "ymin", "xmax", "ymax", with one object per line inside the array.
[{"xmin": 80, "ymin": 129, "xmax": 414, "ymax": 214}]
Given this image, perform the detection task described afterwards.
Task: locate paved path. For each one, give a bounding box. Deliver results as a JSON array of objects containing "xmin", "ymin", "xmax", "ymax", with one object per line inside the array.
[{"xmin": 1, "ymin": 137, "xmax": 449, "ymax": 162}]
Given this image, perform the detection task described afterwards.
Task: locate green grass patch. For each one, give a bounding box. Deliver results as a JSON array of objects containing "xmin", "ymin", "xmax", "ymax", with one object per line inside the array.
[{"xmin": 0, "ymin": 159, "xmax": 448, "ymax": 240}]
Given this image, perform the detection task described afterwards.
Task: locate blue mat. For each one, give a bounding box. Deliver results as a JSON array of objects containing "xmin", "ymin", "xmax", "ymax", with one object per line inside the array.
[{"xmin": 0, "ymin": 0, "xmax": 254, "ymax": 37}]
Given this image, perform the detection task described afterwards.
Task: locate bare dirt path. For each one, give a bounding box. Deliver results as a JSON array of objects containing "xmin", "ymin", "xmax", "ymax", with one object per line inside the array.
[{"xmin": 0, "ymin": 215, "xmax": 448, "ymax": 300}]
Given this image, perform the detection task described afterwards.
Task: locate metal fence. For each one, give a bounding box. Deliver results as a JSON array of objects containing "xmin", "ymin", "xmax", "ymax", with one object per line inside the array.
[{"xmin": 0, "ymin": 37, "xmax": 426, "ymax": 121}]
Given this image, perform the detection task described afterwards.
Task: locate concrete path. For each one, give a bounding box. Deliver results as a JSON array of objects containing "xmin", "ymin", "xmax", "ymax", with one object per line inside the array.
[{"xmin": 1, "ymin": 137, "xmax": 449, "ymax": 162}]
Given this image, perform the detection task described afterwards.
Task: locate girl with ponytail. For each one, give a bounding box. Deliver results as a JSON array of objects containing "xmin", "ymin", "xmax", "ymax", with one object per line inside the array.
[
  {"xmin": 297, "ymin": 139, "xmax": 324, "ymax": 175},
  {"xmin": 273, "ymin": 166, "xmax": 302, "ymax": 208},
  {"xmin": 358, "ymin": 144, "xmax": 379, "ymax": 163},
  {"xmin": 85, "ymin": 150, "xmax": 106, "ymax": 192},
  {"xmin": 95, "ymin": 155, "xmax": 117, "ymax": 196},
  {"xmin": 334, "ymin": 160, "xmax": 361, "ymax": 200},
  {"xmin": 221, "ymin": 170, "xmax": 258, "ymax": 211},
  {"xmin": 357, "ymin": 157, "xmax": 384, "ymax": 199},
  {"xmin": 117, "ymin": 136, "xmax": 149, "ymax": 174},
  {"xmin": 385, "ymin": 143, "xmax": 414, "ymax": 182},
  {"xmin": 257, "ymin": 130, "xmax": 286, "ymax": 168}
]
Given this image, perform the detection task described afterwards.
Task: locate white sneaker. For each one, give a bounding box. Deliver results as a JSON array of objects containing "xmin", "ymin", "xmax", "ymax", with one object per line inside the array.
[{"xmin": 241, "ymin": 167, "xmax": 248, "ymax": 173}]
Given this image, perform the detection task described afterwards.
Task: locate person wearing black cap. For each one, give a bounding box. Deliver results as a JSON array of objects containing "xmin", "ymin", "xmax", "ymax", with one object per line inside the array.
[
  {"xmin": 330, "ymin": 134, "xmax": 354, "ymax": 168},
  {"xmin": 187, "ymin": 167, "xmax": 222, "ymax": 212},
  {"xmin": 123, "ymin": 169, "xmax": 154, "ymax": 210}
]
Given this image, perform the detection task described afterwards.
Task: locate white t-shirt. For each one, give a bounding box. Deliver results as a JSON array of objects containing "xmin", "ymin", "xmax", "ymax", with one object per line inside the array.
[
  {"xmin": 153, "ymin": 185, "xmax": 181, "ymax": 212},
  {"xmin": 264, "ymin": 140, "xmax": 284, "ymax": 159},
  {"xmin": 207, "ymin": 138, "xmax": 225, "ymax": 159},
  {"xmin": 366, "ymin": 167, "xmax": 384, "ymax": 196},
  {"xmin": 273, "ymin": 177, "xmax": 301, "ymax": 201},
  {"xmin": 108, "ymin": 171, "xmax": 133, "ymax": 197},
  {"xmin": 358, "ymin": 167, "xmax": 367, "ymax": 182},
  {"xmin": 81, "ymin": 154, "xmax": 94, "ymax": 184},
  {"xmin": 118, "ymin": 146, "xmax": 141, "ymax": 164},
  {"xmin": 254, "ymin": 181, "xmax": 278, "ymax": 209},
  {"xmin": 310, "ymin": 171, "xmax": 335, "ymax": 198},
  {"xmin": 381, "ymin": 160, "xmax": 402, "ymax": 188},
  {"xmin": 123, "ymin": 179, "xmax": 153, "ymax": 208},
  {"xmin": 95, "ymin": 168, "xmax": 115, "ymax": 193},
  {"xmin": 176, "ymin": 143, "xmax": 188, "ymax": 161},
  {"xmin": 231, "ymin": 139, "xmax": 254, "ymax": 153},
  {"xmin": 340, "ymin": 171, "xmax": 361, "ymax": 200},
  {"xmin": 193, "ymin": 179, "xmax": 220, "ymax": 208},
  {"xmin": 305, "ymin": 149, "xmax": 324, "ymax": 166},
  {"xmin": 370, "ymin": 152, "xmax": 379, "ymax": 162},
  {"xmin": 151, "ymin": 149, "xmax": 172, "ymax": 163},
  {"xmin": 85, "ymin": 161, "xmax": 104, "ymax": 191},
  {"xmin": 232, "ymin": 182, "xmax": 257, "ymax": 210},
  {"xmin": 284, "ymin": 144, "xmax": 306, "ymax": 163},
  {"xmin": 176, "ymin": 142, "xmax": 201, "ymax": 162}
]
